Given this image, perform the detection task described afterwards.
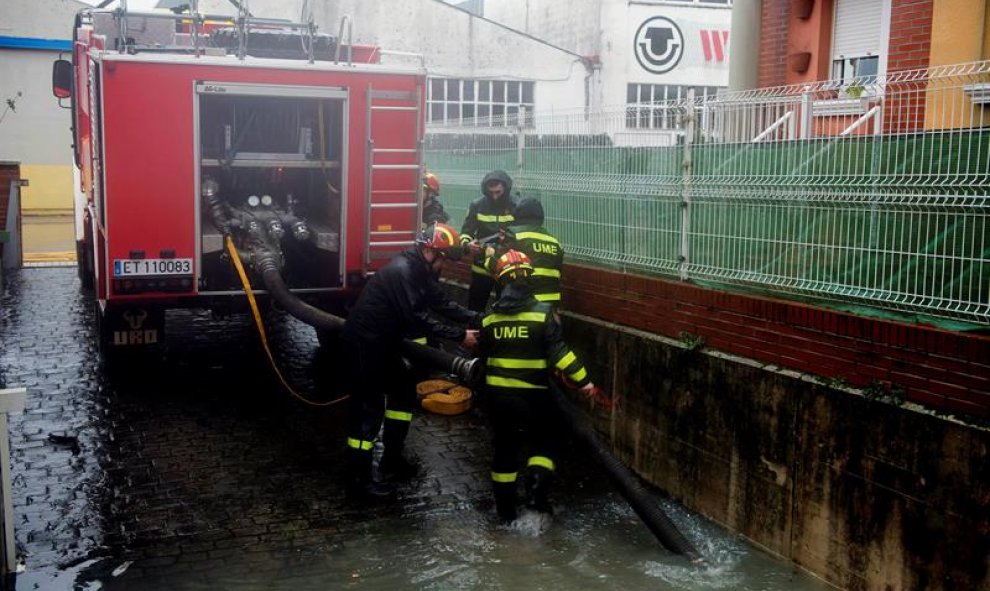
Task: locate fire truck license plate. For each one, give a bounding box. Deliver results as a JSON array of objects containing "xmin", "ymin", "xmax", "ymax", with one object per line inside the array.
[{"xmin": 114, "ymin": 258, "xmax": 193, "ymax": 277}]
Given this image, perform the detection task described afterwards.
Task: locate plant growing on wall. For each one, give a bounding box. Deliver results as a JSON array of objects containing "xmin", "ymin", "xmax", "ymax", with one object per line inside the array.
[{"xmin": 0, "ymin": 91, "xmax": 23, "ymax": 126}]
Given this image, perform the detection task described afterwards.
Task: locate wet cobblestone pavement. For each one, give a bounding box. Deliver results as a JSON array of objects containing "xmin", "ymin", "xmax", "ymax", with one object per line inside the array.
[{"xmin": 0, "ymin": 267, "xmax": 830, "ymax": 590}]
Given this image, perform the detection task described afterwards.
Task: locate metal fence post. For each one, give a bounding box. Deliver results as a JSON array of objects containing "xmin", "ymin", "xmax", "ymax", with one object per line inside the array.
[
  {"xmin": 516, "ymin": 106, "xmax": 526, "ymax": 171},
  {"xmin": 800, "ymin": 86, "xmax": 813, "ymax": 139},
  {"xmin": 0, "ymin": 388, "xmax": 26, "ymax": 578},
  {"xmin": 679, "ymin": 90, "xmax": 695, "ymax": 281}
]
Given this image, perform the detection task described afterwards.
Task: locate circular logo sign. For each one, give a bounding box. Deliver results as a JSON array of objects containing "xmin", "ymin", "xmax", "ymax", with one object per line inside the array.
[{"xmin": 634, "ymin": 16, "xmax": 684, "ymax": 75}]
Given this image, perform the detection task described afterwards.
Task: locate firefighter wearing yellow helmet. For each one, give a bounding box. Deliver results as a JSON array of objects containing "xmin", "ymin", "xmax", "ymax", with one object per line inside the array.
[{"xmin": 479, "ymin": 249, "xmax": 598, "ymax": 522}]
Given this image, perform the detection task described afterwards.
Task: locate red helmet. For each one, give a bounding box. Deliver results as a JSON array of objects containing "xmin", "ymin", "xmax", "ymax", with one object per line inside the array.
[
  {"xmin": 494, "ymin": 249, "xmax": 533, "ymax": 282},
  {"xmin": 423, "ymin": 172, "xmax": 440, "ymax": 195},
  {"xmin": 418, "ymin": 222, "xmax": 459, "ymax": 252}
]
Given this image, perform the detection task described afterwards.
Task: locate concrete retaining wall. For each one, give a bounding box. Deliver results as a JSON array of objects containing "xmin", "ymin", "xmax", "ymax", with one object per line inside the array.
[{"xmin": 561, "ymin": 313, "xmax": 989, "ymax": 591}]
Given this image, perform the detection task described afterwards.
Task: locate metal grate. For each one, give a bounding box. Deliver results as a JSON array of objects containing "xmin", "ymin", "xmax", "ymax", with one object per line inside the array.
[{"xmin": 426, "ymin": 62, "xmax": 990, "ymax": 325}]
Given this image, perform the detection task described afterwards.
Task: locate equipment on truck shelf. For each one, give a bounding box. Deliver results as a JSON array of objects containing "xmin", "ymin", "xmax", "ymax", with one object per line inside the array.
[{"xmin": 52, "ymin": 3, "xmax": 429, "ymax": 361}]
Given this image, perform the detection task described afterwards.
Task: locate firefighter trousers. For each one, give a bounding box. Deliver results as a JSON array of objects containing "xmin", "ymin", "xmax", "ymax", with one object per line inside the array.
[
  {"xmin": 488, "ymin": 391, "xmax": 561, "ymax": 518},
  {"xmin": 343, "ymin": 337, "xmax": 416, "ymax": 485},
  {"xmin": 467, "ymin": 271, "xmax": 496, "ymax": 313}
]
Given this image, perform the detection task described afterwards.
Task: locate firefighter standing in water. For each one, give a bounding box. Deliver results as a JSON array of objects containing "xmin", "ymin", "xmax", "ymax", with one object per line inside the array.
[
  {"xmin": 421, "ymin": 172, "xmax": 450, "ymax": 227},
  {"xmin": 479, "ymin": 249, "xmax": 599, "ymax": 521},
  {"xmin": 461, "ymin": 170, "xmax": 518, "ymax": 312},
  {"xmin": 342, "ymin": 222, "xmax": 481, "ymax": 502}
]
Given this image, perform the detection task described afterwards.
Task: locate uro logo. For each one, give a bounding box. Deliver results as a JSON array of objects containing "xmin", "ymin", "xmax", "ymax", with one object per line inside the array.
[
  {"xmin": 122, "ymin": 309, "xmax": 148, "ymax": 330},
  {"xmin": 634, "ymin": 16, "xmax": 684, "ymax": 75}
]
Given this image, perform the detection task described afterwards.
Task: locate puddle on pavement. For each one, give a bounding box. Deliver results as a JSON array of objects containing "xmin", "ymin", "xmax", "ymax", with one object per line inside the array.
[
  {"xmin": 17, "ymin": 496, "xmax": 829, "ymax": 591},
  {"xmin": 3, "ymin": 268, "xmax": 831, "ymax": 591}
]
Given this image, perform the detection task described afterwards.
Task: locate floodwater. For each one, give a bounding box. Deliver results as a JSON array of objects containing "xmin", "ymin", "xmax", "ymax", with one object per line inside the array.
[{"xmin": 1, "ymin": 266, "xmax": 832, "ymax": 591}]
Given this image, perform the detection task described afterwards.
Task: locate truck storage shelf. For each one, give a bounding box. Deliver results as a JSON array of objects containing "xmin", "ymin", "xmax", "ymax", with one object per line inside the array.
[{"xmin": 201, "ymin": 158, "xmax": 341, "ymax": 169}]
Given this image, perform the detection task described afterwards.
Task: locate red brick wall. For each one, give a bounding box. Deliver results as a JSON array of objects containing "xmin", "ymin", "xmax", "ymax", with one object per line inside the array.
[
  {"xmin": 884, "ymin": 0, "xmax": 933, "ymax": 133},
  {"xmin": 759, "ymin": 0, "xmax": 790, "ymax": 88},
  {"xmin": 887, "ymin": 0, "xmax": 933, "ymax": 73},
  {"xmin": 449, "ymin": 260, "xmax": 989, "ymax": 419},
  {"xmin": 562, "ymin": 264, "xmax": 988, "ymax": 419}
]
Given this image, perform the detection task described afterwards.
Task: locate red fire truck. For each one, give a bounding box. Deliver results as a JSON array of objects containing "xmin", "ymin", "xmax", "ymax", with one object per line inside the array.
[{"xmin": 52, "ymin": 6, "xmax": 426, "ymax": 356}]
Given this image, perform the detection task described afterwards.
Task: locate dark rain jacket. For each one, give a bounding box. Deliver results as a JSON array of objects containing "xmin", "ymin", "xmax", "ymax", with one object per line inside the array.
[
  {"xmin": 479, "ymin": 281, "xmax": 589, "ymax": 397},
  {"xmin": 502, "ymin": 197, "xmax": 562, "ymax": 303},
  {"xmin": 461, "ymin": 170, "xmax": 518, "ymax": 275},
  {"xmin": 422, "ymin": 196, "xmax": 450, "ymax": 227},
  {"xmin": 342, "ymin": 248, "xmax": 480, "ymax": 347}
]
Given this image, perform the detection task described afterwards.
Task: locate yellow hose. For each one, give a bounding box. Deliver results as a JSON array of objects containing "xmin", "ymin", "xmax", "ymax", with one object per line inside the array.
[{"xmin": 226, "ymin": 236, "xmax": 348, "ymax": 407}]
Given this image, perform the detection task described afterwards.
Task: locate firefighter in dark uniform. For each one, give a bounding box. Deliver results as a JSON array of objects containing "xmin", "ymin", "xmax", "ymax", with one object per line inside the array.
[
  {"xmin": 421, "ymin": 172, "xmax": 450, "ymax": 228},
  {"xmin": 342, "ymin": 222, "xmax": 480, "ymax": 502},
  {"xmin": 479, "ymin": 249, "xmax": 598, "ymax": 521},
  {"xmin": 461, "ymin": 170, "xmax": 518, "ymax": 312},
  {"xmin": 502, "ymin": 197, "xmax": 563, "ymax": 306}
]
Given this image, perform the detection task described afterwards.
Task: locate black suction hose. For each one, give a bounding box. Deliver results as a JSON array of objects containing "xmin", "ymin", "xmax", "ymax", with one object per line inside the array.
[
  {"xmin": 254, "ymin": 252, "xmax": 481, "ymax": 384},
  {"xmin": 549, "ymin": 382, "xmax": 704, "ymax": 562}
]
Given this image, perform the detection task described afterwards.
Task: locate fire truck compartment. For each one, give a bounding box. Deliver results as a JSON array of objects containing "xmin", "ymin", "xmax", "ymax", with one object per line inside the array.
[{"xmin": 196, "ymin": 83, "xmax": 346, "ymax": 293}]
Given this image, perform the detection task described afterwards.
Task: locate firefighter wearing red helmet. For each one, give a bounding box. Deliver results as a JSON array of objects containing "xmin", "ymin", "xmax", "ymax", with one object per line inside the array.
[
  {"xmin": 342, "ymin": 222, "xmax": 480, "ymax": 502},
  {"xmin": 421, "ymin": 171, "xmax": 450, "ymax": 227},
  {"xmin": 479, "ymin": 249, "xmax": 599, "ymax": 522}
]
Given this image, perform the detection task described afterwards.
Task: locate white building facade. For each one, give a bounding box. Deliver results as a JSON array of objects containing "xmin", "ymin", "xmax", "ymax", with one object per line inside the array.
[{"xmin": 0, "ymin": 0, "xmax": 88, "ymax": 212}]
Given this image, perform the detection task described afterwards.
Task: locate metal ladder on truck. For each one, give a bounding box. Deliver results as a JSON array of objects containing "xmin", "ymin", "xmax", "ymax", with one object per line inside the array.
[{"xmin": 363, "ymin": 85, "xmax": 424, "ymax": 272}]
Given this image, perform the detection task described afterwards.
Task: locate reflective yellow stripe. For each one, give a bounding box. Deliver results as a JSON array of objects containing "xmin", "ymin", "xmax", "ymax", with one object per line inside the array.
[
  {"xmin": 410, "ymin": 337, "xmax": 428, "ymax": 345},
  {"xmin": 486, "ymin": 375, "xmax": 547, "ymax": 389},
  {"xmin": 555, "ymin": 351, "xmax": 577, "ymax": 371},
  {"xmin": 385, "ymin": 409, "xmax": 413, "ymax": 422},
  {"xmin": 471, "ymin": 264, "xmax": 489, "ymax": 275},
  {"xmin": 491, "ymin": 471, "xmax": 518, "ymax": 483},
  {"xmin": 532, "ymin": 267, "xmax": 561, "ymax": 278},
  {"xmin": 461, "ymin": 234, "xmax": 473, "ymax": 244},
  {"xmin": 569, "ymin": 367, "xmax": 588, "ymax": 382},
  {"xmin": 535, "ymin": 293, "xmax": 561, "ymax": 302},
  {"xmin": 514, "ymin": 231, "xmax": 559, "ymax": 245},
  {"xmin": 527, "ymin": 456, "xmax": 555, "ymax": 471},
  {"xmin": 487, "ymin": 357, "xmax": 547, "ymax": 369},
  {"xmin": 477, "ymin": 213, "xmax": 515, "ymax": 223},
  {"xmin": 347, "ymin": 437, "xmax": 374, "ymax": 451},
  {"xmin": 482, "ymin": 312, "xmax": 547, "ymax": 327}
]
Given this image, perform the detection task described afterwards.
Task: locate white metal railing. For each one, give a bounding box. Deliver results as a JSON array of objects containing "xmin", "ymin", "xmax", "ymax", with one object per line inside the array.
[{"xmin": 426, "ymin": 61, "xmax": 990, "ymax": 325}]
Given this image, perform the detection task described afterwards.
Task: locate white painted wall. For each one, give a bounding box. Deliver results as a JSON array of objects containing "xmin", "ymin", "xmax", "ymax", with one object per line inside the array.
[
  {"xmin": 249, "ymin": 0, "xmax": 592, "ymax": 118},
  {"xmin": 466, "ymin": 0, "xmax": 732, "ymax": 108},
  {"xmin": 0, "ymin": 0, "xmax": 87, "ymax": 166},
  {"xmin": 483, "ymin": 0, "xmax": 603, "ymax": 57}
]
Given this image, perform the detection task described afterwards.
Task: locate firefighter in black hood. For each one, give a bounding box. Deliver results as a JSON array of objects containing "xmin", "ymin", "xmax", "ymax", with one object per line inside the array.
[
  {"xmin": 500, "ymin": 197, "xmax": 563, "ymax": 306},
  {"xmin": 461, "ymin": 170, "xmax": 518, "ymax": 312},
  {"xmin": 342, "ymin": 222, "xmax": 481, "ymax": 502},
  {"xmin": 479, "ymin": 249, "xmax": 599, "ymax": 522}
]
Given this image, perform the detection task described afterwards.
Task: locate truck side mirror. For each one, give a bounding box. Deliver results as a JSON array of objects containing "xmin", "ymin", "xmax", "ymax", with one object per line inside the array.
[{"xmin": 52, "ymin": 59, "xmax": 72, "ymax": 99}]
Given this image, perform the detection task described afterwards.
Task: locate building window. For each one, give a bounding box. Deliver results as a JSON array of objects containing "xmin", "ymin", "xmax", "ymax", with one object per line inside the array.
[
  {"xmin": 831, "ymin": 0, "xmax": 887, "ymax": 85},
  {"xmin": 427, "ymin": 78, "xmax": 535, "ymax": 127},
  {"xmin": 625, "ymin": 84, "xmax": 723, "ymax": 129}
]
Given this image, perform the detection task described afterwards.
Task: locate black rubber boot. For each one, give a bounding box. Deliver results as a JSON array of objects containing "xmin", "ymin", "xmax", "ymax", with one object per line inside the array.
[
  {"xmin": 524, "ymin": 467, "xmax": 553, "ymax": 514},
  {"xmin": 346, "ymin": 448, "xmax": 396, "ymax": 503},
  {"xmin": 493, "ymin": 481, "xmax": 518, "ymax": 522},
  {"xmin": 379, "ymin": 453, "xmax": 419, "ymax": 482}
]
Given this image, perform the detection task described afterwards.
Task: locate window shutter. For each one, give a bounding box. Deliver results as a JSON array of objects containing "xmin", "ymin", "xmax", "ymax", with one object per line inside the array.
[{"xmin": 832, "ymin": 0, "xmax": 883, "ymax": 58}]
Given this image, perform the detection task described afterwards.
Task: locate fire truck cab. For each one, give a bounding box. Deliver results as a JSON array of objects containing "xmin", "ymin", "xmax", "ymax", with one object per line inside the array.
[{"xmin": 52, "ymin": 6, "xmax": 426, "ymax": 356}]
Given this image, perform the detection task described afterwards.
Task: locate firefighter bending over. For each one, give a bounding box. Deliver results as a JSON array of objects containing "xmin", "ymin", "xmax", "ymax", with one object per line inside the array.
[
  {"xmin": 461, "ymin": 170, "xmax": 517, "ymax": 312},
  {"xmin": 479, "ymin": 249, "xmax": 598, "ymax": 521},
  {"xmin": 341, "ymin": 222, "xmax": 481, "ymax": 502},
  {"xmin": 421, "ymin": 172, "xmax": 450, "ymax": 227}
]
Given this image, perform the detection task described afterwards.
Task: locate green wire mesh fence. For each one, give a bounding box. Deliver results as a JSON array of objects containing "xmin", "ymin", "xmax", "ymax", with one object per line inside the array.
[{"xmin": 425, "ymin": 61, "xmax": 990, "ymax": 325}]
